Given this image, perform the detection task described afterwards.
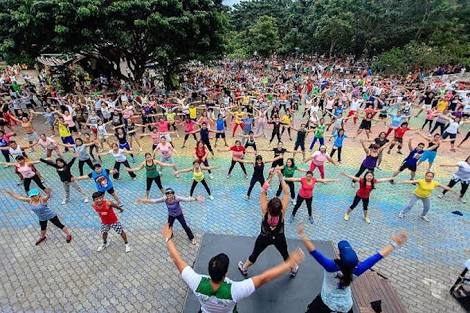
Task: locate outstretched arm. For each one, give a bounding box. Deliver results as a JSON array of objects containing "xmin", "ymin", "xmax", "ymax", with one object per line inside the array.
[
  {"xmin": 297, "ymin": 223, "xmax": 337, "ymax": 272},
  {"xmin": 4, "ymin": 190, "xmax": 30, "ymax": 203},
  {"xmin": 161, "ymin": 224, "xmax": 187, "ymax": 273}
]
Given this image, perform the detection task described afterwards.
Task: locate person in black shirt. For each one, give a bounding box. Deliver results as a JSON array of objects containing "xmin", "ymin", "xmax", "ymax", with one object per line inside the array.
[
  {"xmin": 268, "ymin": 116, "xmax": 284, "ymax": 145},
  {"xmin": 290, "ymin": 123, "xmax": 314, "ymax": 160},
  {"xmin": 40, "ymin": 157, "xmax": 88, "ymax": 205},
  {"xmin": 372, "ymin": 132, "xmax": 389, "ymax": 169}
]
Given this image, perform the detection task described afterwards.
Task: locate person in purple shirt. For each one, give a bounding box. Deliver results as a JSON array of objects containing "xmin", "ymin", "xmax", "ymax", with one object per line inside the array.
[
  {"xmin": 297, "ymin": 224, "xmax": 407, "ymax": 313},
  {"xmin": 137, "ymin": 188, "xmax": 203, "ymax": 245}
]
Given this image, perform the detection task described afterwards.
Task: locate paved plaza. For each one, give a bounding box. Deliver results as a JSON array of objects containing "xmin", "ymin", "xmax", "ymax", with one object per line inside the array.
[{"xmin": 0, "ymin": 115, "xmax": 469, "ymax": 313}]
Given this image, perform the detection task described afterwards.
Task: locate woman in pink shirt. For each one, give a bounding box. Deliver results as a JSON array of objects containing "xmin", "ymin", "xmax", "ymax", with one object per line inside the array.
[
  {"xmin": 218, "ymin": 140, "xmax": 248, "ymax": 179},
  {"xmin": 180, "ymin": 116, "xmax": 198, "ymax": 148},
  {"xmin": 34, "ymin": 133, "xmax": 63, "ymax": 159},
  {"xmin": 154, "ymin": 136, "xmax": 178, "ymax": 174},
  {"xmin": 1, "ymin": 155, "xmax": 49, "ymax": 193},
  {"xmin": 304, "ymin": 145, "xmax": 337, "ymax": 179},
  {"xmin": 139, "ymin": 127, "xmax": 161, "ymax": 151},
  {"xmin": 285, "ymin": 171, "xmax": 337, "ymax": 224}
]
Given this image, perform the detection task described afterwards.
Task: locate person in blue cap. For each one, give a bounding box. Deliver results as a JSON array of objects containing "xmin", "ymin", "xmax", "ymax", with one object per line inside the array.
[
  {"xmin": 4, "ymin": 188, "xmax": 72, "ymax": 246},
  {"xmin": 297, "ymin": 224, "xmax": 407, "ymax": 313}
]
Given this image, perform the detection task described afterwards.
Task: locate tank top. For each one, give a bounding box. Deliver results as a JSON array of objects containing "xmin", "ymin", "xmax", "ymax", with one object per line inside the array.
[
  {"xmin": 146, "ymin": 161, "xmax": 159, "ymax": 178},
  {"xmin": 196, "ymin": 147, "xmax": 206, "ymax": 160},
  {"xmin": 165, "ymin": 199, "xmax": 182, "ymax": 217},
  {"xmin": 30, "ymin": 202, "xmax": 56, "ymax": 221},
  {"xmin": 261, "ymin": 212, "xmax": 284, "ymax": 236},
  {"xmin": 193, "ymin": 169, "xmax": 204, "ymax": 182},
  {"xmin": 428, "ymin": 141, "xmax": 439, "ymax": 151},
  {"xmin": 362, "ymin": 154, "xmax": 378, "ymax": 169},
  {"xmin": 253, "ymin": 162, "xmax": 264, "ymax": 178}
]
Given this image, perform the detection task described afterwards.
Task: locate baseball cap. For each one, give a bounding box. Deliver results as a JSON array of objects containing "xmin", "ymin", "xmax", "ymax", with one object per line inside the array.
[
  {"xmin": 338, "ymin": 240, "xmax": 359, "ymax": 269},
  {"xmin": 164, "ymin": 188, "xmax": 175, "ymax": 194},
  {"xmin": 27, "ymin": 188, "xmax": 40, "ymax": 197}
]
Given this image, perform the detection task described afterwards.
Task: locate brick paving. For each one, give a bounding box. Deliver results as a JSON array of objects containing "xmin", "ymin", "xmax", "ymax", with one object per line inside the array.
[{"xmin": 0, "ymin": 112, "xmax": 468, "ymax": 313}]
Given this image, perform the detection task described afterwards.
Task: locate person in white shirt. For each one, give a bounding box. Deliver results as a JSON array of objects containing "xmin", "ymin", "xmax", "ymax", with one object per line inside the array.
[
  {"xmin": 439, "ymin": 156, "xmax": 470, "ymax": 203},
  {"xmin": 98, "ymin": 143, "xmax": 137, "ymax": 180},
  {"xmin": 161, "ymin": 224, "xmax": 304, "ymax": 313}
]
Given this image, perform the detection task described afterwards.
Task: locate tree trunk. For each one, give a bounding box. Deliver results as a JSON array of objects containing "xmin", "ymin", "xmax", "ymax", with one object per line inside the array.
[
  {"xmin": 163, "ymin": 68, "xmax": 180, "ymax": 91},
  {"xmin": 329, "ymin": 40, "xmax": 336, "ymax": 57}
]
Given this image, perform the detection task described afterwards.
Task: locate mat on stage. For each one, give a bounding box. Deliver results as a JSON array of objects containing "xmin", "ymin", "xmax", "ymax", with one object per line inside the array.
[{"xmin": 183, "ymin": 233, "xmax": 355, "ymax": 313}]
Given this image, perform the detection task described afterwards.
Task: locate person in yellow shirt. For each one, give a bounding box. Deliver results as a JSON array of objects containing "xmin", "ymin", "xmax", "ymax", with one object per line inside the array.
[
  {"xmin": 231, "ymin": 108, "xmax": 245, "ymax": 136},
  {"xmin": 436, "ymin": 97, "xmax": 448, "ymax": 112},
  {"xmin": 280, "ymin": 112, "xmax": 293, "ymax": 141},
  {"xmin": 55, "ymin": 117, "xmax": 75, "ymax": 151},
  {"xmin": 188, "ymin": 104, "xmax": 197, "ymax": 120},
  {"xmin": 398, "ymin": 171, "xmax": 454, "ymax": 221}
]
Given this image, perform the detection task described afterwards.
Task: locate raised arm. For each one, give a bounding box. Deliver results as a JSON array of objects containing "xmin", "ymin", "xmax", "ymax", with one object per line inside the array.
[
  {"xmin": 341, "ymin": 172, "xmax": 360, "ymax": 181},
  {"xmin": 161, "ymin": 224, "xmax": 187, "ymax": 273},
  {"xmin": 297, "ymin": 224, "xmax": 337, "ymax": 272},
  {"xmin": 260, "ymin": 171, "xmax": 275, "ymax": 214}
]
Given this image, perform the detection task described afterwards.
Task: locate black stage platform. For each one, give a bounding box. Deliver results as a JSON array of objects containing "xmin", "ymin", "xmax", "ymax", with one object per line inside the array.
[{"xmin": 183, "ymin": 233, "xmax": 350, "ymax": 313}]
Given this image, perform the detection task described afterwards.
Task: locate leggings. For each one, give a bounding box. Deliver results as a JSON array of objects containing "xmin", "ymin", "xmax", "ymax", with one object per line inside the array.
[
  {"xmin": 1, "ymin": 150, "xmax": 10, "ymax": 162},
  {"xmin": 443, "ymin": 179, "xmax": 469, "ymax": 197},
  {"xmin": 350, "ymin": 195, "xmax": 369, "ymax": 211},
  {"xmin": 330, "ymin": 147, "xmax": 342, "ymax": 162},
  {"xmin": 113, "ymin": 160, "xmax": 136, "ymax": 179},
  {"xmin": 276, "ymin": 181, "xmax": 295, "ymax": 199},
  {"xmin": 39, "ymin": 215, "xmax": 65, "ymax": 231},
  {"xmin": 309, "ymin": 137, "xmax": 324, "ymax": 150},
  {"xmin": 24, "ymin": 175, "xmax": 46, "ymax": 193},
  {"xmin": 292, "ymin": 194, "xmax": 313, "ymax": 216},
  {"xmin": 183, "ymin": 133, "xmax": 197, "ymax": 142},
  {"xmin": 168, "ymin": 214, "xmax": 194, "ymax": 240},
  {"xmin": 431, "ymin": 121, "xmax": 447, "ymax": 134},
  {"xmin": 89, "ymin": 144, "xmax": 98, "ymax": 160},
  {"xmin": 247, "ymin": 175, "xmax": 265, "ymax": 197},
  {"xmin": 228, "ymin": 160, "xmax": 247, "ymax": 175},
  {"xmin": 269, "ymin": 129, "xmax": 281, "ymax": 143},
  {"xmin": 309, "ymin": 163, "xmax": 325, "ymax": 179},
  {"xmin": 248, "ymin": 233, "xmax": 289, "ymax": 264},
  {"xmin": 401, "ymin": 194, "xmax": 431, "ymax": 216},
  {"xmin": 460, "ymin": 131, "xmax": 470, "ymax": 145},
  {"xmin": 198, "ymin": 159, "xmax": 212, "ymax": 174},
  {"xmin": 280, "ymin": 126, "xmax": 291, "ymax": 137},
  {"xmin": 190, "ymin": 179, "xmax": 211, "ymax": 196},
  {"xmin": 306, "ymin": 294, "xmax": 353, "ymax": 313},
  {"xmin": 146, "ymin": 176, "xmax": 163, "ymax": 191},
  {"xmin": 79, "ymin": 159, "xmax": 94, "ymax": 176},
  {"xmin": 421, "ymin": 119, "xmax": 433, "ymax": 131},
  {"xmin": 202, "ymin": 140, "xmax": 214, "ymax": 154},
  {"xmin": 63, "ymin": 181, "xmax": 83, "ymax": 201},
  {"xmin": 232, "ymin": 123, "xmax": 243, "ymax": 136}
]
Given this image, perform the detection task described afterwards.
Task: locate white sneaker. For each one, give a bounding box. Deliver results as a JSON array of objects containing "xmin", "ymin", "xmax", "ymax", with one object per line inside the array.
[
  {"xmin": 209, "ymin": 174, "xmax": 214, "ymax": 179},
  {"xmin": 97, "ymin": 242, "xmax": 110, "ymax": 252},
  {"xmin": 459, "ymin": 197, "xmax": 467, "ymax": 204},
  {"xmin": 208, "ymin": 195, "xmax": 214, "ymax": 200},
  {"xmin": 125, "ymin": 244, "xmax": 131, "ymax": 253},
  {"xmin": 226, "ymin": 174, "xmax": 232, "ymax": 179},
  {"xmin": 290, "ymin": 198, "xmax": 296, "ymax": 205},
  {"xmin": 421, "ymin": 215, "xmax": 430, "ymax": 222},
  {"xmin": 83, "ymin": 198, "xmax": 89, "ymax": 203},
  {"xmin": 398, "ymin": 212, "xmax": 404, "ymax": 219},
  {"xmin": 61, "ymin": 199, "xmax": 67, "ymax": 205},
  {"xmin": 437, "ymin": 194, "xmax": 444, "ymax": 199}
]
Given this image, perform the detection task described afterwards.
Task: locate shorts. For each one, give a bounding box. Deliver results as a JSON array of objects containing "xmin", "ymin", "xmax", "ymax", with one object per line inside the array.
[
  {"xmin": 245, "ymin": 142, "xmax": 257, "ymax": 151},
  {"xmin": 294, "ymin": 141, "xmax": 305, "ymax": 151},
  {"xmin": 61, "ymin": 136, "xmax": 75, "ymax": 145},
  {"xmin": 99, "ymin": 187, "xmax": 115, "ymax": 195},
  {"xmin": 420, "ymin": 150, "xmax": 437, "ymax": 163},
  {"xmin": 359, "ymin": 120, "xmax": 371, "ymax": 130},
  {"xmin": 399, "ymin": 162, "xmax": 417, "ymax": 172},
  {"xmin": 69, "ymin": 126, "xmax": 78, "ymax": 133},
  {"xmin": 393, "ymin": 137, "xmax": 403, "ymax": 144},
  {"xmin": 422, "ymin": 104, "xmax": 431, "ymax": 110},
  {"xmin": 215, "ymin": 132, "xmax": 225, "ymax": 139},
  {"xmin": 442, "ymin": 132, "xmax": 456, "ymax": 140},
  {"xmin": 25, "ymin": 132, "xmax": 38, "ymax": 142},
  {"xmin": 160, "ymin": 155, "xmax": 173, "ymax": 163},
  {"xmin": 101, "ymin": 222, "xmax": 123, "ymax": 235},
  {"xmin": 119, "ymin": 142, "xmax": 130, "ymax": 150}
]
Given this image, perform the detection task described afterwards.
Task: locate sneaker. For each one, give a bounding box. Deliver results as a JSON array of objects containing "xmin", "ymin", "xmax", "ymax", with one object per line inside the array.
[
  {"xmin": 132, "ymin": 177, "xmax": 137, "ymax": 181},
  {"xmin": 61, "ymin": 199, "xmax": 67, "ymax": 205},
  {"xmin": 209, "ymin": 174, "xmax": 214, "ymax": 180},
  {"xmin": 66, "ymin": 235, "xmax": 72, "ymax": 243},
  {"xmin": 238, "ymin": 261, "xmax": 248, "ymax": 276},
  {"xmin": 364, "ymin": 216, "xmax": 371, "ymax": 224},
  {"xmin": 438, "ymin": 194, "xmax": 443, "ymax": 199},
  {"xmin": 226, "ymin": 174, "xmax": 232, "ymax": 179},
  {"xmin": 97, "ymin": 242, "xmax": 110, "ymax": 252},
  {"xmin": 421, "ymin": 215, "xmax": 430, "ymax": 222},
  {"xmin": 139, "ymin": 147, "xmax": 143, "ymax": 152},
  {"xmin": 288, "ymin": 215, "xmax": 295, "ymax": 224},
  {"xmin": 397, "ymin": 151, "xmax": 403, "ymax": 155},
  {"xmin": 398, "ymin": 212, "xmax": 404, "ymax": 219},
  {"xmin": 118, "ymin": 202, "xmax": 124, "ymax": 208},
  {"xmin": 244, "ymin": 175, "xmax": 249, "ymax": 180},
  {"xmin": 350, "ymin": 182, "xmax": 355, "ymax": 188},
  {"xmin": 343, "ymin": 213, "xmax": 350, "ymax": 221},
  {"xmin": 308, "ymin": 216, "xmax": 314, "ymax": 224},
  {"xmin": 35, "ymin": 237, "xmax": 47, "ymax": 246},
  {"xmin": 244, "ymin": 195, "xmax": 250, "ymax": 200},
  {"xmin": 208, "ymin": 195, "xmax": 214, "ymax": 200},
  {"xmin": 191, "ymin": 239, "xmax": 197, "ymax": 245},
  {"xmin": 83, "ymin": 198, "xmax": 89, "ymax": 203},
  {"xmin": 290, "ymin": 198, "xmax": 296, "ymax": 205},
  {"xmin": 459, "ymin": 197, "xmax": 467, "ymax": 204},
  {"xmin": 125, "ymin": 244, "xmax": 131, "ymax": 253},
  {"xmin": 290, "ymin": 265, "xmax": 299, "ymax": 277}
]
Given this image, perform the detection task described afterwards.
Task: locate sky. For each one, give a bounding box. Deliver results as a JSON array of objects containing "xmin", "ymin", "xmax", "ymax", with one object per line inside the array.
[{"xmin": 223, "ymin": 0, "xmax": 240, "ymax": 6}]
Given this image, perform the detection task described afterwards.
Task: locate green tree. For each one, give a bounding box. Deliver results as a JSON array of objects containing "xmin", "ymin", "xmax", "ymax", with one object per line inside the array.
[{"xmin": 246, "ymin": 15, "xmax": 280, "ymax": 57}]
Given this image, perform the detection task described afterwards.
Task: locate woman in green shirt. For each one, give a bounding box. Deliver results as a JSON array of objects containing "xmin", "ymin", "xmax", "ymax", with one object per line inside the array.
[{"xmin": 276, "ymin": 158, "xmax": 308, "ymax": 204}]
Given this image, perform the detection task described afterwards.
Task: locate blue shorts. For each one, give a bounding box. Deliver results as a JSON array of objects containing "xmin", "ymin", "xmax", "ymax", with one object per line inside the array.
[
  {"xmin": 61, "ymin": 136, "xmax": 75, "ymax": 145},
  {"xmin": 420, "ymin": 150, "xmax": 437, "ymax": 163},
  {"xmin": 119, "ymin": 142, "xmax": 130, "ymax": 150}
]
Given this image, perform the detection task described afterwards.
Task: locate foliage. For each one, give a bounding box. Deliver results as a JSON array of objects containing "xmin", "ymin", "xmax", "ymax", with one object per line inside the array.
[{"xmin": 0, "ymin": 0, "xmax": 228, "ymax": 89}]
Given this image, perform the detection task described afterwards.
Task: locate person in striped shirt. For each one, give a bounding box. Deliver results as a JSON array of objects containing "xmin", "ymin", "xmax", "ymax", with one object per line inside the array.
[{"xmin": 161, "ymin": 224, "xmax": 304, "ymax": 313}]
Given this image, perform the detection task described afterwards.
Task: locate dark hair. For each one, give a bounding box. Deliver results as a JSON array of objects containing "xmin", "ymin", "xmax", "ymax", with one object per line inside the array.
[
  {"xmin": 55, "ymin": 158, "xmax": 66, "ymax": 167},
  {"xmin": 361, "ymin": 171, "xmax": 375, "ymax": 190},
  {"xmin": 334, "ymin": 260, "xmax": 354, "ymax": 288},
  {"xmin": 267, "ymin": 197, "xmax": 282, "ymax": 216},
  {"xmin": 93, "ymin": 163, "xmax": 102, "ymax": 169},
  {"xmin": 286, "ymin": 158, "xmax": 295, "ymax": 167},
  {"xmin": 208, "ymin": 253, "xmax": 229, "ymax": 283},
  {"xmin": 306, "ymin": 170, "xmax": 313, "ymax": 176},
  {"xmin": 92, "ymin": 191, "xmax": 104, "ymax": 200},
  {"xmin": 255, "ymin": 155, "xmax": 263, "ymax": 162}
]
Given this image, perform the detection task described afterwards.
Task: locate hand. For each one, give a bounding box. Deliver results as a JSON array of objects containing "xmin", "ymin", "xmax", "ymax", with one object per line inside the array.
[
  {"xmin": 391, "ymin": 231, "xmax": 407, "ymax": 246},
  {"xmin": 195, "ymin": 195, "xmax": 204, "ymax": 202},
  {"xmin": 296, "ymin": 223, "xmax": 305, "ymax": 237},
  {"xmin": 287, "ymin": 248, "xmax": 305, "ymax": 267},
  {"xmin": 161, "ymin": 223, "xmax": 173, "ymax": 240}
]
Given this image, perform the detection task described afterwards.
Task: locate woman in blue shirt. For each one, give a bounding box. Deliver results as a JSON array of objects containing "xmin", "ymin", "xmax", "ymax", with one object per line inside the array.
[{"xmin": 297, "ymin": 224, "xmax": 407, "ymax": 313}]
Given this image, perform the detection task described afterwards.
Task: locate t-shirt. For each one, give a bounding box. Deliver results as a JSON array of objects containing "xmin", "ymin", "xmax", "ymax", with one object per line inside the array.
[
  {"xmin": 156, "ymin": 143, "xmax": 172, "ymax": 157},
  {"xmin": 394, "ymin": 127, "xmax": 409, "ymax": 139},
  {"xmin": 356, "ymin": 178, "xmax": 377, "ymax": 199},
  {"xmin": 181, "ymin": 266, "xmax": 255, "ymax": 313},
  {"xmin": 230, "ymin": 146, "xmax": 245, "ymax": 159},
  {"xmin": 110, "ymin": 149, "xmax": 127, "ymax": 162},
  {"xmin": 453, "ymin": 161, "xmax": 470, "ymax": 182},
  {"xmin": 445, "ymin": 121, "xmax": 460, "ymax": 134},
  {"xmin": 414, "ymin": 179, "xmax": 439, "ymax": 198},
  {"xmin": 311, "ymin": 151, "xmax": 328, "ymax": 166},
  {"xmin": 283, "ymin": 165, "xmax": 297, "ymax": 178},
  {"xmin": 299, "ymin": 177, "xmax": 316, "ymax": 198},
  {"xmin": 88, "ymin": 169, "xmax": 113, "ymax": 192},
  {"xmin": 92, "ymin": 201, "xmax": 118, "ymax": 225}
]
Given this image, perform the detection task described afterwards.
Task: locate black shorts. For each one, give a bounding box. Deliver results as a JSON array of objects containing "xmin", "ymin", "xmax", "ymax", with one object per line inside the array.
[
  {"xmin": 394, "ymin": 137, "xmax": 403, "ymax": 144},
  {"xmin": 294, "ymin": 141, "xmax": 305, "ymax": 151},
  {"xmin": 359, "ymin": 120, "xmax": 371, "ymax": 130},
  {"xmin": 399, "ymin": 162, "xmax": 416, "ymax": 172},
  {"xmin": 105, "ymin": 188, "xmax": 115, "ymax": 194},
  {"xmin": 69, "ymin": 126, "xmax": 78, "ymax": 133},
  {"xmin": 215, "ymin": 132, "xmax": 225, "ymax": 139},
  {"xmin": 442, "ymin": 132, "xmax": 456, "ymax": 140},
  {"xmin": 245, "ymin": 142, "xmax": 257, "ymax": 150}
]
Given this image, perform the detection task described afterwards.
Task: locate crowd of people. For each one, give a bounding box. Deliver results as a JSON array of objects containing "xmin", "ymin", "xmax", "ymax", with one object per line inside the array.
[{"xmin": 1, "ymin": 58, "xmax": 469, "ymax": 312}]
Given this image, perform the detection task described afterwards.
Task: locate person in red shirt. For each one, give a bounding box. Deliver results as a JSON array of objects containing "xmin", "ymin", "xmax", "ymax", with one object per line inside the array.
[
  {"xmin": 218, "ymin": 140, "xmax": 248, "ymax": 179},
  {"xmin": 387, "ymin": 122, "xmax": 416, "ymax": 154},
  {"xmin": 91, "ymin": 192, "xmax": 130, "ymax": 253},
  {"xmin": 341, "ymin": 172, "xmax": 393, "ymax": 223}
]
